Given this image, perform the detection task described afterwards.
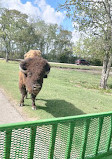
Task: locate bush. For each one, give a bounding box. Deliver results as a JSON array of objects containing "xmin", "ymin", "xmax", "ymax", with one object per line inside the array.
[
  {"xmin": 58, "ymin": 49, "xmax": 73, "ymax": 63},
  {"xmin": 89, "ymin": 58, "xmax": 102, "ymax": 66}
]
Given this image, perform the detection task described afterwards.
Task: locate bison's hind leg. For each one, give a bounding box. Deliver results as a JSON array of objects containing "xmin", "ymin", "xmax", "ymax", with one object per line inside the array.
[{"xmin": 20, "ymin": 86, "xmax": 27, "ymax": 107}]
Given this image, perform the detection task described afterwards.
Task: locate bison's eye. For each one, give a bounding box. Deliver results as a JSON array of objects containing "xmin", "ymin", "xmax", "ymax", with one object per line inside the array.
[
  {"xmin": 24, "ymin": 73, "xmax": 27, "ymax": 77},
  {"xmin": 27, "ymin": 72, "xmax": 32, "ymax": 77}
]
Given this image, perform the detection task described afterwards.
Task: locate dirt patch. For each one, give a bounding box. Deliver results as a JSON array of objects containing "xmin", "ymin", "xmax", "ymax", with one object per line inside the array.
[
  {"xmin": 53, "ymin": 66, "xmax": 102, "ymax": 75},
  {"xmin": 0, "ymin": 88, "xmax": 39, "ymax": 124},
  {"xmin": 0, "ymin": 88, "xmax": 24, "ymax": 124}
]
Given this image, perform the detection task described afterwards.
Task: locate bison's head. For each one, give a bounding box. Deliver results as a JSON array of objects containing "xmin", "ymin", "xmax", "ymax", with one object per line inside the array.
[{"xmin": 19, "ymin": 57, "xmax": 50, "ymax": 95}]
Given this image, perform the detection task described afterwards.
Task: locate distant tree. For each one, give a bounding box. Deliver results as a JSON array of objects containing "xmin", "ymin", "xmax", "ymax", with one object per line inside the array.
[
  {"xmin": 0, "ymin": 9, "xmax": 29, "ymax": 61},
  {"xmin": 58, "ymin": 48, "xmax": 73, "ymax": 63},
  {"xmin": 83, "ymin": 37, "xmax": 105, "ymax": 61},
  {"xmin": 73, "ymin": 39, "xmax": 84, "ymax": 58},
  {"xmin": 14, "ymin": 23, "xmax": 40, "ymax": 57},
  {"xmin": 56, "ymin": 28, "xmax": 73, "ymax": 54},
  {"xmin": 0, "ymin": 9, "xmax": 73, "ymax": 63},
  {"xmin": 33, "ymin": 19, "xmax": 73, "ymax": 62},
  {"xmin": 73, "ymin": 37, "xmax": 104, "ymax": 65}
]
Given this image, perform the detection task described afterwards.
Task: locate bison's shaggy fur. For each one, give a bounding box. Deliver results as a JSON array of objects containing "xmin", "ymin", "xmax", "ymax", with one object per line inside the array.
[
  {"xmin": 19, "ymin": 56, "xmax": 50, "ymax": 110},
  {"xmin": 24, "ymin": 50, "xmax": 41, "ymax": 59}
]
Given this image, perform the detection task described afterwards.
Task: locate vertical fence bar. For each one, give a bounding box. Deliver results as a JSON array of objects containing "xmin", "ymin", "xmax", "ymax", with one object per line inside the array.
[
  {"xmin": 80, "ymin": 119, "xmax": 90, "ymax": 159},
  {"xmin": 107, "ymin": 116, "xmax": 112, "ymax": 152},
  {"xmin": 95, "ymin": 117, "xmax": 104, "ymax": 156},
  {"xmin": 65, "ymin": 122, "xmax": 75, "ymax": 159},
  {"xmin": 48, "ymin": 124, "xmax": 57, "ymax": 159},
  {"xmin": 4, "ymin": 129, "xmax": 12, "ymax": 159},
  {"xmin": 28, "ymin": 126, "xmax": 37, "ymax": 159}
]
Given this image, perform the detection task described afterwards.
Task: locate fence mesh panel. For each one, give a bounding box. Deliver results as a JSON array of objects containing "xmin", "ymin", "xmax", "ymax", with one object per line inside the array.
[
  {"xmin": 85, "ymin": 118, "xmax": 99, "ymax": 158},
  {"xmin": 0, "ymin": 131, "xmax": 5, "ymax": 159},
  {"xmin": 34, "ymin": 125, "xmax": 52, "ymax": 159},
  {"xmin": 98, "ymin": 116, "xmax": 111, "ymax": 154},
  {"xmin": 54, "ymin": 122, "xmax": 70, "ymax": 159},
  {"xmin": 0, "ymin": 112, "xmax": 112, "ymax": 159},
  {"xmin": 10, "ymin": 128, "xmax": 30, "ymax": 159},
  {"xmin": 70, "ymin": 120, "xmax": 85, "ymax": 159}
]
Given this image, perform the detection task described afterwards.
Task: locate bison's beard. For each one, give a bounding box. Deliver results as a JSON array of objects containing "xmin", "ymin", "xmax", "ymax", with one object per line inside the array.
[
  {"xmin": 32, "ymin": 87, "xmax": 42, "ymax": 96},
  {"xmin": 25, "ymin": 81, "xmax": 42, "ymax": 95}
]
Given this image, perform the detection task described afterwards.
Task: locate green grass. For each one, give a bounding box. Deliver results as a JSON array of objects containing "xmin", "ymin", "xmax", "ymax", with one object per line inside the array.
[
  {"xmin": 102, "ymin": 155, "xmax": 112, "ymax": 159},
  {"xmin": 0, "ymin": 59, "xmax": 112, "ymax": 120}
]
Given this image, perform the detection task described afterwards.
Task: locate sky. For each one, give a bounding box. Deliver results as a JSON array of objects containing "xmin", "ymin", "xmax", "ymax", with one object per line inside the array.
[{"xmin": 0, "ymin": 0, "xmax": 81, "ymax": 43}]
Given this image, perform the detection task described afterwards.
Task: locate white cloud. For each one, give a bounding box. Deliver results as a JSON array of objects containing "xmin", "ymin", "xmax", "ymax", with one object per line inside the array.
[
  {"xmin": 34, "ymin": 0, "xmax": 65, "ymax": 25},
  {"xmin": 1, "ymin": 0, "xmax": 41, "ymax": 17},
  {"xmin": 1, "ymin": 0, "xmax": 81, "ymax": 44},
  {"xmin": 0, "ymin": 0, "xmax": 65, "ymax": 25}
]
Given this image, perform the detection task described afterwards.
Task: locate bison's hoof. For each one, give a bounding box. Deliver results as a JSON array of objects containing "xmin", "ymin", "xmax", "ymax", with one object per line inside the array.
[
  {"xmin": 20, "ymin": 103, "xmax": 24, "ymax": 107},
  {"xmin": 32, "ymin": 107, "xmax": 36, "ymax": 110}
]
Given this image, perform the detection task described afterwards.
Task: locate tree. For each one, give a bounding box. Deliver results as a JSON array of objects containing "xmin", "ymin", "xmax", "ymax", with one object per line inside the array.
[
  {"xmin": 73, "ymin": 37, "xmax": 104, "ymax": 65},
  {"xmin": 59, "ymin": 0, "xmax": 112, "ymax": 89},
  {"xmin": 57, "ymin": 28, "xmax": 73, "ymax": 51},
  {"xmin": 73, "ymin": 39, "xmax": 84, "ymax": 58},
  {"xmin": 33, "ymin": 19, "xmax": 73, "ymax": 62},
  {"xmin": 14, "ymin": 23, "xmax": 40, "ymax": 57},
  {"xmin": 0, "ymin": 9, "xmax": 73, "ymax": 63},
  {"xmin": 58, "ymin": 48, "xmax": 73, "ymax": 63},
  {"xmin": 0, "ymin": 9, "xmax": 29, "ymax": 61}
]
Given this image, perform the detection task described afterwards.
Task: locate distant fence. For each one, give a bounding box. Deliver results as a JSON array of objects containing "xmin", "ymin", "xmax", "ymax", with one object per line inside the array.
[
  {"xmin": 0, "ymin": 58, "xmax": 22, "ymax": 62},
  {"xmin": 0, "ymin": 112, "xmax": 112, "ymax": 159}
]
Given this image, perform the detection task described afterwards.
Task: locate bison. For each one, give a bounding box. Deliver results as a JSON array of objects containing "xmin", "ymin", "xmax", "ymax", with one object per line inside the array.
[{"xmin": 19, "ymin": 55, "xmax": 50, "ymax": 110}]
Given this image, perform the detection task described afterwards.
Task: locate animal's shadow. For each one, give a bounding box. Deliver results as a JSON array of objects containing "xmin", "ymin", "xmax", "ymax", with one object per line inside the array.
[{"xmin": 35, "ymin": 98, "xmax": 85, "ymax": 118}]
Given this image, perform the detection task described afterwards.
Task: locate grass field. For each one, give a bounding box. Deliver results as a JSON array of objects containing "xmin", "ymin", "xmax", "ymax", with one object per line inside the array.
[{"xmin": 0, "ymin": 59, "xmax": 112, "ymax": 120}]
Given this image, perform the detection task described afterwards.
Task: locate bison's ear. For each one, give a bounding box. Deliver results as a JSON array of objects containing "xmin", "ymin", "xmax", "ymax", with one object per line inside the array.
[
  {"xmin": 46, "ymin": 63, "xmax": 50, "ymax": 73},
  {"xmin": 44, "ymin": 63, "xmax": 50, "ymax": 77}
]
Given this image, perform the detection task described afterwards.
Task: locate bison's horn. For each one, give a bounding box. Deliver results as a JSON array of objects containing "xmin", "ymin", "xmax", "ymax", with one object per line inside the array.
[{"xmin": 19, "ymin": 65, "xmax": 27, "ymax": 73}]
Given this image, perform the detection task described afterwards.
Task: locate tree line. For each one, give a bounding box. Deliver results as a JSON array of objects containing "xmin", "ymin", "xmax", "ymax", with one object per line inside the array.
[{"xmin": 0, "ymin": 8, "xmax": 74, "ymax": 63}]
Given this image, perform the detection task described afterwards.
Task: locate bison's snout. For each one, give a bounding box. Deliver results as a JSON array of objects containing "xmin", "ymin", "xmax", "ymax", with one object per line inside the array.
[{"xmin": 33, "ymin": 84, "xmax": 41, "ymax": 91}]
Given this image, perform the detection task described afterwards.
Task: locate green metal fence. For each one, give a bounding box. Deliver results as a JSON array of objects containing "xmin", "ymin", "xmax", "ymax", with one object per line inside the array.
[{"xmin": 0, "ymin": 112, "xmax": 112, "ymax": 159}]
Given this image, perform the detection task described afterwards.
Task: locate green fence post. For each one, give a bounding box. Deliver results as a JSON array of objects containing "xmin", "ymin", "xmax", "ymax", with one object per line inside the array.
[
  {"xmin": 4, "ymin": 129, "xmax": 12, "ymax": 159},
  {"xmin": 28, "ymin": 126, "xmax": 37, "ymax": 159},
  {"xmin": 95, "ymin": 117, "xmax": 104, "ymax": 156},
  {"xmin": 48, "ymin": 124, "xmax": 57, "ymax": 159},
  {"xmin": 65, "ymin": 122, "xmax": 75, "ymax": 159},
  {"xmin": 80, "ymin": 119, "xmax": 90, "ymax": 159},
  {"xmin": 107, "ymin": 116, "xmax": 112, "ymax": 152}
]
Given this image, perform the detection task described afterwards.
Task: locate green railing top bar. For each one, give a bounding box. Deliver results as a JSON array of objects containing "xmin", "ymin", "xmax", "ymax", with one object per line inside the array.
[{"xmin": 0, "ymin": 111, "xmax": 112, "ymax": 130}]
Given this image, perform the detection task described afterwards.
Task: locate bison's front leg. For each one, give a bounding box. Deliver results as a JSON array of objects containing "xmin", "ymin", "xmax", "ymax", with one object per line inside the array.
[
  {"xmin": 19, "ymin": 85, "xmax": 27, "ymax": 107},
  {"xmin": 31, "ymin": 94, "xmax": 36, "ymax": 110}
]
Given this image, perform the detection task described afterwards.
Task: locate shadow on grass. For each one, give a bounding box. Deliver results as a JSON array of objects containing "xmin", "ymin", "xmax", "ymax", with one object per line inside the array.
[{"xmin": 36, "ymin": 99, "xmax": 85, "ymax": 118}]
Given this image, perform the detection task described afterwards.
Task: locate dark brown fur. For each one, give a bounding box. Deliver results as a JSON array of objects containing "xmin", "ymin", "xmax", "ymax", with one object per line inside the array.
[{"xmin": 19, "ymin": 56, "xmax": 50, "ymax": 110}]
